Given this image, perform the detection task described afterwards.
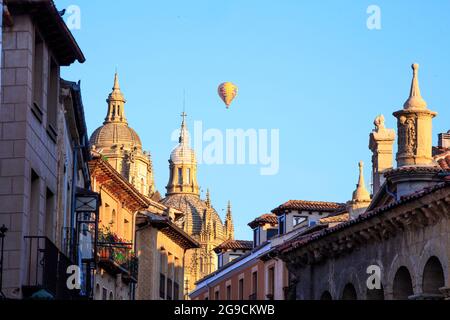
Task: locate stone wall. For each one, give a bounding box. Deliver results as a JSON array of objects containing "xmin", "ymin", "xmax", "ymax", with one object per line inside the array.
[
  {"xmin": 291, "ymin": 205, "xmax": 450, "ymax": 300},
  {"xmin": 0, "ymin": 14, "xmax": 60, "ymax": 299}
]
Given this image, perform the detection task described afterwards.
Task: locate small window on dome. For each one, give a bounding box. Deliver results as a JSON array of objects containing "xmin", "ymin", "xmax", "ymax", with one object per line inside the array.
[
  {"xmin": 186, "ymin": 168, "xmax": 191, "ymax": 184},
  {"xmin": 178, "ymin": 168, "xmax": 183, "ymax": 185}
]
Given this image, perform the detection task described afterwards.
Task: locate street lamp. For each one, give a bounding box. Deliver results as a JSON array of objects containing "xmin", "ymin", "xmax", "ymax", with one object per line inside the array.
[
  {"xmin": 0, "ymin": 224, "xmax": 8, "ymax": 299},
  {"xmin": 74, "ymin": 188, "xmax": 100, "ymax": 299}
]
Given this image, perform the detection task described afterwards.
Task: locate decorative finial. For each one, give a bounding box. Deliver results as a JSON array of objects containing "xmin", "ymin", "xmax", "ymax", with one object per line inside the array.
[
  {"xmin": 403, "ymin": 63, "xmax": 427, "ymax": 109},
  {"xmin": 179, "ymin": 112, "xmax": 188, "ymax": 144},
  {"xmin": 374, "ymin": 115, "xmax": 385, "ymax": 131},
  {"xmin": 113, "ymin": 71, "xmax": 120, "ymax": 90}
]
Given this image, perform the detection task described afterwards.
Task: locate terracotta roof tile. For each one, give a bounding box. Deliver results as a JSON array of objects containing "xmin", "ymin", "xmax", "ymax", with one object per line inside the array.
[
  {"xmin": 272, "ymin": 200, "xmax": 345, "ymax": 215},
  {"xmin": 248, "ymin": 213, "xmax": 278, "ymax": 229},
  {"xmin": 319, "ymin": 213, "xmax": 350, "ymax": 224},
  {"xmin": 214, "ymin": 239, "xmax": 253, "ymax": 253}
]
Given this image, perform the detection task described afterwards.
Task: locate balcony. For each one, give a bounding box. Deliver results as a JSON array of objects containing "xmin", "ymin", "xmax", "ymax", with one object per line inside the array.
[
  {"xmin": 97, "ymin": 228, "xmax": 138, "ymax": 282},
  {"xmin": 22, "ymin": 236, "xmax": 85, "ymax": 300},
  {"xmin": 97, "ymin": 246, "xmax": 138, "ymax": 282}
]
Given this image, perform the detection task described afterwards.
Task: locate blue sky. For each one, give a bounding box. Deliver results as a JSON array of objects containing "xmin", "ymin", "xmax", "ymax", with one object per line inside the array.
[{"xmin": 57, "ymin": 0, "xmax": 450, "ymax": 240}]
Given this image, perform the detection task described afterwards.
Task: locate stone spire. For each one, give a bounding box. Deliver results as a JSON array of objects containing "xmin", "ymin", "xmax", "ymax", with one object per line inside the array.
[
  {"xmin": 348, "ymin": 161, "xmax": 371, "ymax": 219},
  {"xmin": 369, "ymin": 115, "xmax": 395, "ymax": 195},
  {"xmin": 393, "ymin": 63, "xmax": 437, "ymax": 167},
  {"xmin": 352, "ymin": 161, "xmax": 371, "ymax": 202},
  {"xmin": 104, "ymin": 72, "xmax": 127, "ymax": 124},
  {"xmin": 205, "ymin": 189, "xmax": 211, "ymax": 208},
  {"xmin": 224, "ymin": 201, "xmax": 234, "ymax": 240},
  {"xmin": 166, "ymin": 113, "xmax": 200, "ymax": 196}
]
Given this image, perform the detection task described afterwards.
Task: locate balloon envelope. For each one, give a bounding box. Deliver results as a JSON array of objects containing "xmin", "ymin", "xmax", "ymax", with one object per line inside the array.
[{"xmin": 218, "ymin": 82, "xmax": 238, "ymax": 108}]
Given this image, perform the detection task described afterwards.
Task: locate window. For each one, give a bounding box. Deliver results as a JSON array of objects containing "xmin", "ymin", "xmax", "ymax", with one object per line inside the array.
[
  {"xmin": 268, "ymin": 267, "xmax": 275, "ymax": 299},
  {"xmin": 45, "ymin": 188, "xmax": 55, "ymax": 240},
  {"xmin": 30, "ymin": 170, "xmax": 40, "ymax": 236},
  {"xmin": 124, "ymin": 219, "xmax": 130, "ymax": 240},
  {"xmin": 167, "ymin": 278, "xmax": 173, "ymax": 300},
  {"xmin": 186, "ymin": 168, "xmax": 191, "ymax": 184},
  {"xmin": 109, "ymin": 292, "xmax": 114, "ymax": 300},
  {"xmin": 252, "ymin": 272, "xmax": 258, "ymax": 297},
  {"xmin": 111, "ymin": 209, "xmax": 116, "ymax": 228},
  {"xmin": 177, "ymin": 168, "xmax": 183, "ymax": 185},
  {"xmin": 238, "ymin": 278, "xmax": 244, "ymax": 300},
  {"xmin": 278, "ymin": 215, "xmax": 286, "ymax": 235},
  {"xmin": 218, "ymin": 253, "xmax": 223, "ymax": 268},
  {"xmin": 102, "ymin": 288, "xmax": 107, "ymax": 300},
  {"xmin": 159, "ymin": 274, "xmax": 166, "ymax": 299},
  {"xmin": 226, "ymin": 285, "xmax": 231, "ymax": 300},
  {"xmin": 229, "ymin": 254, "xmax": 240, "ymax": 262},
  {"xmin": 253, "ymin": 227, "xmax": 260, "ymax": 247},
  {"xmin": 32, "ymin": 31, "xmax": 44, "ymax": 121},
  {"xmin": 173, "ymin": 282, "xmax": 179, "ymax": 301},
  {"xmin": 214, "ymin": 290, "xmax": 219, "ymax": 300},
  {"xmin": 293, "ymin": 216, "xmax": 307, "ymax": 227},
  {"xmin": 47, "ymin": 58, "xmax": 58, "ymax": 141},
  {"xmin": 266, "ymin": 228, "xmax": 278, "ymax": 240},
  {"xmin": 140, "ymin": 178, "xmax": 145, "ymax": 194}
]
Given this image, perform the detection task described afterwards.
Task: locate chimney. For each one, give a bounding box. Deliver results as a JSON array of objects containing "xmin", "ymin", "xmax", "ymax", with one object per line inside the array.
[
  {"xmin": 369, "ymin": 115, "xmax": 395, "ymax": 195},
  {"xmin": 438, "ymin": 131, "xmax": 450, "ymax": 149}
]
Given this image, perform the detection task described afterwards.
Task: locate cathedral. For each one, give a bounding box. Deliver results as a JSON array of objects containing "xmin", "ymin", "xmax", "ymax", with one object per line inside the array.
[
  {"xmin": 90, "ymin": 73, "xmax": 155, "ymax": 197},
  {"xmin": 161, "ymin": 112, "xmax": 234, "ymax": 294},
  {"xmin": 89, "ymin": 73, "xmax": 233, "ymax": 297}
]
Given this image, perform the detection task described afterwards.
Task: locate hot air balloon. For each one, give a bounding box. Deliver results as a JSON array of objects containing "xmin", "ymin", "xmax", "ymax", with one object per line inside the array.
[{"xmin": 218, "ymin": 82, "xmax": 238, "ymax": 109}]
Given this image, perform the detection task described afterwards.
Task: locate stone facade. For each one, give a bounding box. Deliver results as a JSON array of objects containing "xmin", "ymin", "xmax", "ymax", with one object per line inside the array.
[{"xmin": 0, "ymin": 0, "xmax": 90, "ymax": 299}]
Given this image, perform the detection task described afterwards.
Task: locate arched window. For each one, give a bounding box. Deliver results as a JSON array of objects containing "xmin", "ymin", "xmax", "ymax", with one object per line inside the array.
[
  {"xmin": 186, "ymin": 168, "xmax": 191, "ymax": 184},
  {"xmin": 341, "ymin": 283, "xmax": 357, "ymax": 300},
  {"xmin": 422, "ymin": 256, "xmax": 445, "ymax": 295},
  {"xmin": 178, "ymin": 168, "xmax": 183, "ymax": 185},
  {"xmin": 111, "ymin": 209, "xmax": 116, "ymax": 227},
  {"xmin": 393, "ymin": 266, "xmax": 414, "ymax": 300},
  {"xmin": 140, "ymin": 178, "xmax": 145, "ymax": 194},
  {"xmin": 320, "ymin": 291, "xmax": 332, "ymax": 300},
  {"xmin": 109, "ymin": 292, "xmax": 114, "ymax": 300}
]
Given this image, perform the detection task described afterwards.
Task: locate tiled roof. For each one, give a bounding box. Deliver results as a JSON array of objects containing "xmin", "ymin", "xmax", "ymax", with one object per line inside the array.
[
  {"xmin": 214, "ymin": 239, "xmax": 253, "ymax": 253},
  {"xmin": 277, "ymin": 181, "xmax": 450, "ymax": 255},
  {"xmin": 272, "ymin": 200, "xmax": 345, "ymax": 215},
  {"xmin": 319, "ymin": 213, "xmax": 350, "ymax": 224},
  {"xmin": 433, "ymin": 147, "xmax": 450, "ymax": 171},
  {"xmin": 248, "ymin": 213, "xmax": 278, "ymax": 229}
]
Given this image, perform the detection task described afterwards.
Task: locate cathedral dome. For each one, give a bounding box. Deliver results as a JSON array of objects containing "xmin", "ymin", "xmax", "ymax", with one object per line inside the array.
[
  {"xmin": 170, "ymin": 143, "xmax": 196, "ymax": 164},
  {"xmin": 170, "ymin": 112, "xmax": 196, "ymax": 164},
  {"xmin": 161, "ymin": 193, "xmax": 224, "ymax": 238},
  {"xmin": 90, "ymin": 122, "xmax": 142, "ymax": 148}
]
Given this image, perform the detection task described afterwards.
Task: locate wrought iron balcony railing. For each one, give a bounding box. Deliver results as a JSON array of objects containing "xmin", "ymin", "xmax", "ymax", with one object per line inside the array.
[
  {"xmin": 22, "ymin": 236, "xmax": 83, "ymax": 300},
  {"xmin": 97, "ymin": 245, "xmax": 138, "ymax": 282}
]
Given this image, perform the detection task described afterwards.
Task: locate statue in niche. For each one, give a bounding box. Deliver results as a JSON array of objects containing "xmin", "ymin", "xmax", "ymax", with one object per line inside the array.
[{"xmin": 405, "ymin": 118, "xmax": 416, "ymax": 154}]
